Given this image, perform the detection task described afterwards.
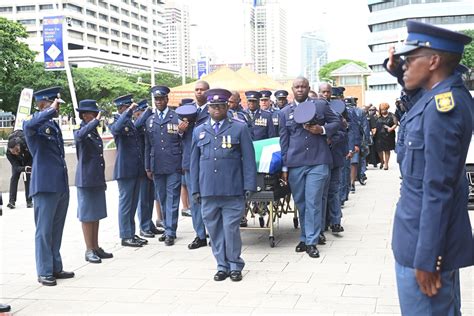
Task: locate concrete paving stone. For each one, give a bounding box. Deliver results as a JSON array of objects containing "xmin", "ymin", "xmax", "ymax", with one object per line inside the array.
[
  {"xmin": 375, "ymin": 304, "xmax": 401, "ymax": 314},
  {"xmin": 322, "ymin": 255, "xmax": 386, "ymax": 265},
  {"xmin": 66, "ymin": 275, "xmax": 145, "ymax": 289},
  {"xmin": 240, "ymin": 253, "xmax": 268, "ymax": 262},
  {"xmin": 131, "ymin": 276, "xmax": 207, "ymax": 291},
  {"xmin": 171, "ymin": 304, "xmax": 255, "ymax": 315},
  {"xmin": 20, "ymin": 286, "xmax": 91, "ymax": 300},
  {"xmin": 243, "ymin": 261, "xmax": 288, "ymax": 272},
  {"xmin": 79, "ymin": 288, "xmax": 157, "ymax": 303},
  {"xmin": 14, "ymin": 299, "xmax": 105, "ymax": 315},
  {"xmin": 0, "ymin": 284, "xmax": 40, "ymax": 299},
  {"xmin": 199, "ymin": 279, "xmax": 275, "ymax": 295},
  {"xmin": 261, "ymin": 253, "xmax": 304, "ymax": 263},
  {"xmin": 251, "ymin": 307, "xmax": 331, "ymax": 315},
  {"xmin": 0, "ymin": 273, "xmax": 25, "ymax": 284},
  {"xmin": 92, "ymin": 301, "xmax": 176, "ymax": 314},
  {"xmin": 160, "ymin": 259, "xmax": 217, "ymax": 270},
  {"xmin": 269, "ymin": 281, "xmax": 344, "ymax": 297},
  {"xmin": 0, "ymin": 298, "xmax": 38, "ymax": 314},
  {"xmin": 295, "ymin": 295, "xmax": 376, "ymax": 313},
  {"xmin": 343, "ymin": 285, "xmax": 397, "ymax": 299},
  {"xmin": 145, "ymin": 289, "xmax": 227, "ymax": 306},
  {"xmin": 244, "ymin": 270, "xmax": 313, "ymax": 283},
  {"xmin": 284, "ymin": 262, "xmax": 350, "ymax": 274},
  {"xmin": 177, "ymin": 268, "xmax": 222, "ymax": 280}
]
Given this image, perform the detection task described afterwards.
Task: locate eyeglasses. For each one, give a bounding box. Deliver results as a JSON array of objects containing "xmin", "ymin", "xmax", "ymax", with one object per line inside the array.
[{"xmin": 402, "ymin": 54, "xmax": 433, "ymax": 66}]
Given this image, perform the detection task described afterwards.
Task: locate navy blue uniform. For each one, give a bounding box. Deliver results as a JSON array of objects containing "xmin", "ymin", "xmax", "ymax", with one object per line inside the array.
[
  {"xmin": 190, "ymin": 118, "xmax": 256, "ymax": 273},
  {"xmin": 23, "ymin": 106, "xmax": 69, "ymax": 278},
  {"xmin": 145, "ymin": 108, "xmax": 182, "ymax": 238},
  {"xmin": 246, "ymin": 109, "xmax": 276, "ymax": 140},
  {"xmin": 109, "ymin": 109, "xmax": 142, "ymax": 239}
]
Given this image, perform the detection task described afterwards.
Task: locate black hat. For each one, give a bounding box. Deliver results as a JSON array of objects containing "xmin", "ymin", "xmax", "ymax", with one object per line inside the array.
[
  {"xmin": 275, "ymin": 90, "xmax": 289, "ymax": 98},
  {"xmin": 294, "ymin": 100, "xmax": 327, "ymax": 125},
  {"xmin": 260, "ymin": 90, "xmax": 272, "ymax": 100},
  {"xmin": 329, "ymin": 99, "xmax": 346, "ymax": 114},
  {"xmin": 77, "ymin": 99, "xmax": 101, "ymax": 113},
  {"xmin": 175, "ymin": 104, "xmax": 198, "ymax": 122},
  {"xmin": 205, "ymin": 88, "xmax": 232, "ymax": 104},
  {"xmin": 151, "ymin": 85, "xmax": 170, "ymax": 97},
  {"xmin": 33, "ymin": 86, "xmax": 61, "ymax": 102},
  {"xmin": 245, "ymin": 91, "xmax": 262, "ymax": 101},
  {"xmin": 113, "ymin": 94, "xmax": 133, "ymax": 107}
]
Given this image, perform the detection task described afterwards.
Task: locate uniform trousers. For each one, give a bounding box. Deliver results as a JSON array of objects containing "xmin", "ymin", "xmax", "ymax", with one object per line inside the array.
[
  {"xmin": 137, "ymin": 176, "xmax": 155, "ymax": 232},
  {"xmin": 153, "ymin": 173, "xmax": 181, "ymax": 238},
  {"xmin": 289, "ymin": 164, "xmax": 329, "ymax": 246},
  {"xmin": 322, "ymin": 166, "xmax": 343, "ymax": 228},
  {"xmin": 33, "ymin": 191, "xmax": 69, "ymax": 276},
  {"xmin": 201, "ymin": 196, "xmax": 245, "ymax": 273},
  {"xmin": 340, "ymin": 159, "xmax": 351, "ymax": 202},
  {"xmin": 395, "ymin": 261, "xmax": 461, "ymax": 316},
  {"xmin": 184, "ymin": 170, "xmax": 206, "ymax": 239},
  {"xmin": 117, "ymin": 177, "xmax": 140, "ymax": 239},
  {"xmin": 10, "ymin": 169, "xmax": 31, "ymax": 204}
]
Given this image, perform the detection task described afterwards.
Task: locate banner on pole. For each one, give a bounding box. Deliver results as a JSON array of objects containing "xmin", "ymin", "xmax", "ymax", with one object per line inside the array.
[
  {"xmin": 43, "ymin": 16, "xmax": 65, "ymax": 71},
  {"xmin": 14, "ymin": 88, "xmax": 34, "ymax": 131},
  {"xmin": 197, "ymin": 59, "xmax": 208, "ymax": 79}
]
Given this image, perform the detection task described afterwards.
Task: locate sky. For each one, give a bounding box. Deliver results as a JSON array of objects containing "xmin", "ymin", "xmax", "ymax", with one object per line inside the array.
[{"xmin": 186, "ymin": 0, "xmax": 371, "ymax": 76}]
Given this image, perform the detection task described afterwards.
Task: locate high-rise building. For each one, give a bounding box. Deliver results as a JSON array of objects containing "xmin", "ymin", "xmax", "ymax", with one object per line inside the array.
[
  {"xmin": 0, "ymin": 0, "xmax": 177, "ymax": 74},
  {"xmin": 367, "ymin": 0, "xmax": 474, "ymax": 101},
  {"xmin": 251, "ymin": 0, "xmax": 288, "ymax": 79},
  {"xmin": 164, "ymin": 1, "xmax": 191, "ymax": 77},
  {"xmin": 300, "ymin": 32, "xmax": 328, "ymax": 87}
]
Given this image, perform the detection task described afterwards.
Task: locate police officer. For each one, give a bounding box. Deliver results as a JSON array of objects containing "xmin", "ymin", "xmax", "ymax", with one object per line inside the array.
[
  {"xmin": 275, "ymin": 90, "xmax": 289, "ymax": 110},
  {"xmin": 179, "ymin": 97, "xmax": 196, "ymax": 218},
  {"xmin": 23, "ymin": 87, "xmax": 74, "ymax": 286},
  {"xmin": 391, "ymin": 21, "xmax": 473, "ymax": 315},
  {"xmin": 133, "ymin": 99, "xmax": 163, "ymax": 238},
  {"xmin": 145, "ymin": 86, "xmax": 183, "ymax": 246},
  {"xmin": 180, "ymin": 81, "xmax": 210, "ymax": 249},
  {"xmin": 259, "ymin": 90, "xmax": 272, "ymax": 111},
  {"xmin": 279, "ymin": 77, "xmax": 340, "ymax": 258},
  {"xmin": 6, "ymin": 130, "xmax": 33, "ymax": 208},
  {"xmin": 74, "ymin": 100, "xmax": 113, "ymax": 264},
  {"xmin": 245, "ymin": 91, "xmax": 276, "ymax": 141},
  {"xmin": 109, "ymin": 94, "xmax": 147, "ymax": 248},
  {"xmin": 190, "ymin": 88, "xmax": 257, "ymax": 282}
]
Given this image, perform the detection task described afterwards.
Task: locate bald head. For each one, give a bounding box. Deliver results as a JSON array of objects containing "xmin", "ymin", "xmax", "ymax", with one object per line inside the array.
[
  {"xmin": 292, "ymin": 76, "xmax": 310, "ymax": 103},
  {"xmin": 319, "ymin": 83, "xmax": 332, "ymax": 101}
]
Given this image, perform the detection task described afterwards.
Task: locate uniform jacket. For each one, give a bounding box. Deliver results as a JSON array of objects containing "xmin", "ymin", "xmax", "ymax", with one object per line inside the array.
[
  {"xmin": 108, "ymin": 109, "xmax": 142, "ymax": 180},
  {"xmin": 392, "ymin": 74, "xmax": 474, "ymax": 272},
  {"xmin": 246, "ymin": 109, "xmax": 277, "ymax": 140},
  {"xmin": 279, "ymin": 100, "xmax": 340, "ymax": 168},
  {"xmin": 328, "ymin": 116, "xmax": 349, "ymax": 168},
  {"xmin": 190, "ymin": 118, "xmax": 257, "ymax": 197},
  {"xmin": 74, "ymin": 119, "xmax": 106, "ymax": 188},
  {"xmin": 23, "ymin": 107, "xmax": 68, "ymax": 196},
  {"xmin": 271, "ymin": 108, "xmax": 281, "ymax": 137},
  {"xmin": 145, "ymin": 107, "xmax": 183, "ymax": 175},
  {"xmin": 182, "ymin": 103, "xmax": 209, "ymax": 171},
  {"xmin": 134, "ymin": 108, "xmax": 153, "ymax": 175},
  {"xmin": 6, "ymin": 133, "xmax": 32, "ymax": 173}
]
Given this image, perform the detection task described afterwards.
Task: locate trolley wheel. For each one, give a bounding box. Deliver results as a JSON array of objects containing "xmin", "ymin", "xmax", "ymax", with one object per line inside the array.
[
  {"xmin": 259, "ymin": 216, "xmax": 265, "ymax": 228},
  {"xmin": 293, "ymin": 217, "xmax": 299, "ymax": 229},
  {"xmin": 269, "ymin": 237, "xmax": 275, "ymax": 248}
]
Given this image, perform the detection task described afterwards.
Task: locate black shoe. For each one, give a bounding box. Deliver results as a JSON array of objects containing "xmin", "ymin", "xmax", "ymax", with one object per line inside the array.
[
  {"xmin": 140, "ymin": 230, "xmax": 155, "ymax": 238},
  {"xmin": 164, "ymin": 236, "xmax": 175, "ymax": 246},
  {"xmin": 155, "ymin": 220, "xmax": 164, "ymax": 229},
  {"xmin": 358, "ymin": 178, "xmax": 366, "ymax": 185},
  {"xmin": 0, "ymin": 304, "xmax": 11, "ymax": 313},
  {"xmin": 188, "ymin": 237, "xmax": 207, "ymax": 249},
  {"xmin": 331, "ymin": 224, "xmax": 344, "ymax": 233},
  {"xmin": 121, "ymin": 238, "xmax": 143, "ymax": 247},
  {"xmin": 350, "ymin": 184, "xmax": 355, "ymax": 193},
  {"xmin": 53, "ymin": 270, "xmax": 75, "ymax": 279},
  {"xmin": 150, "ymin": 226, "xmax": 165, "ymax": 235},
  {"xmin": 240, "ymin": 217, "xmax": 248, "ymax": 227},
  {"xmin": 318, "ymin": 233, "xmax": 326, "ymax": 245},
  {"xmin": 306, "ymin": 245, "xmax": 320, "ymax": 258},
  {"xmin": 295, "ymin": 241, "xmax": 307, "ymax": 252},
  {"xmin": 229, "ymin": 270, "xmax": 242, "ymax": 282},
  {"xmin": 181, "ymin": 208, "xmax": 192, "ymax": 217},
  {"xmin": 38, "ymin": 275, "xmax": 57, "ymax": 286},
  {"xmin": 85, "ymin": 250, "xmax": 101, "ymax": 263},
  {"xmin": 27, "ymin": 201, "xmax": 33, "ymax": 208},
  {"xmin": 7, "ymin": 202, "xmax": 15, "ymax": 209},
  {"xmin": 95, "ymin": 247, "xmax": 113, "ymax": 259},
  {"xmin": 158, "ymin": 234, "xmax": 167, "ymax": 242},
  {"xmin": 134, "ymin": 235, "xmax": 148, "ymax": 245},
  {"xmin": 213, "ymin": 271, "xmax": 228, "ymax": 281}
]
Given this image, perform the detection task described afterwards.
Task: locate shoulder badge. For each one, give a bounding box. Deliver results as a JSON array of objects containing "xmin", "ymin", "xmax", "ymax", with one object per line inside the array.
[
  {"xmin": 199, "ymin": 131, "xmax": 205, "ymax": 139},
  {"xmin": 435, "ymin": 92, "xmax": 455, "ymax": 113}
]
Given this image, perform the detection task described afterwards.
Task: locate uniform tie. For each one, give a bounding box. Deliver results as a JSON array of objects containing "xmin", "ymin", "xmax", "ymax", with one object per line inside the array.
[
  {"xmin": 196, "ymin": 107, "xmax": 201, "ymax": 116},
  {"xmin": 250, "ymin": 111, "xmax": 255, "ymax": 120},
  {"xmin": 159, "ymin": 111, "xmax": 164, "ymax": 121},
  {"xmin": 213, "ymin": 122, "xmax": 220, "ymax": 134}
]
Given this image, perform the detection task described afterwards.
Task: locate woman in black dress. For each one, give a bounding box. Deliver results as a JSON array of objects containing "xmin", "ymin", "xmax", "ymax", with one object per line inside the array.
[{"xmin": 374, "ymin": 102, "xmax": 398, "ymax": 170}]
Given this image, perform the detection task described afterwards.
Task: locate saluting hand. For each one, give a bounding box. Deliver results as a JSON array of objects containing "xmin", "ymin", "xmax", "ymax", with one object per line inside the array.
[
  {"xmin": 96, "ymin": 111, "xmax": 102, "ymax": 121},
  {"xmin": 415, "ymin": 269, "xmax": 442, "ymax": 297},
  {"xmin": 51, "ymin": 98, "xmax": 61, "ymax": 112},
  {"xmin": 387, "ymin": 46, "xmax": 400, "ymax": 72},
  {"xmin": 177, "ymin": 121, "xmax": 189, "ymax": 133},
  {"xmin": 128, "ymin": 103, "xmax": 138, "ymax": 111}
]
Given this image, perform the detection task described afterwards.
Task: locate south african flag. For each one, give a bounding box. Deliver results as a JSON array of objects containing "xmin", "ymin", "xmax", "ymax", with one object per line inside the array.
[{"xmin": 253, "ymin": 137, "xmax": 282, "ymax": 174}]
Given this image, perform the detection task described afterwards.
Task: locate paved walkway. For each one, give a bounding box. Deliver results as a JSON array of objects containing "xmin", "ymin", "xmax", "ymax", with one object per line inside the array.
[{"xmin": 1, "ymin": 162, "xmax": 473, "ymax": 315}]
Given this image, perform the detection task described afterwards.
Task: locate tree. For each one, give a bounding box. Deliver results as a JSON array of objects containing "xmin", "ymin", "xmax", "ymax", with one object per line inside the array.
[
  {"xmin": 460, "ymin": 29, "xmax": 474, "ymax": 70},
  {"xmin": 318, "ymin": 59, "xmax": 368, "ymax": 83},
  {"xmin": 0, "ymin": 17, "xmax": 36, "ymax": 84}
]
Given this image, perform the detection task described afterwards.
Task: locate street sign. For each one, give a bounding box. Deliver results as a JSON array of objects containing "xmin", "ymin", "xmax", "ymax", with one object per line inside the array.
[
  {"xmin": 14, "ymin": 88, "xmax": 33, "ymax": 131},
  {"xmin": 197, "ymin": 59, "xmax": 208, "ymax": 79},
  {"xmin": 43, "ymin": 16, "xmax": 65, "ymax": 71}
]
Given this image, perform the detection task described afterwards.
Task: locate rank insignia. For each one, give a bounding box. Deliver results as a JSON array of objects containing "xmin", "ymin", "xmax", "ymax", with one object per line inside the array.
[
  {"xmin": 199, "ymin": 132, "xmax": 205, "ymax": 139},
  {"xmin": 435, "ymin": 92, "xmax": 455, "ymax": 113}
]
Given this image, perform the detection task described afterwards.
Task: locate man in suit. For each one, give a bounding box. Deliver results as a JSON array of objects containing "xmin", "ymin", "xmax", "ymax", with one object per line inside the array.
[
  {"xmin": 279, "ymin": 77, "xmax": 340, "ymax": 258},
  {"xmin": 23, "ymin": 87, "xmax": 74, "ymax": 286},
  {"xmin": 391, "ymin": 21, "xmax": 473, "ymax": 315},
  {"xmin": 109, "ymin": 95, "xmax": 148, "ymax": 248},
  {"xmin": 145, "ymin": 86, "xmax": 183, "ymax": 246},
  {"xmin": 245, "ymin": 91, "xmax": 276, "ymax": 141},
  {"xmin": 190, "ymin": 88, "xmax": 256, "ymax": 282},
  {"xmin": 180, "ymin": 81, "xmax": 211, "ymax": 249}
]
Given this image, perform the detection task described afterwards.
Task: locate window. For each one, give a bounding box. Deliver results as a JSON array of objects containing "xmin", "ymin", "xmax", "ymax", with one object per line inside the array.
[
  {"xmin": 132, "ymin": 45, "xmax": 139, "ymax": 52},
  {"xmin": 111, "ymin": 17, "xmax": 119, "ymax": 24},
  {"xmin": 132, "ymin": 35, "xmax": 139, "ymax": 42},
  {"xmin": 99, "ymin": 37, "xmax": 108, "ymax": 45},
  {"xmin": 370, "ymin": 42, "xmax": 397, "ymax": 53},
  {"xmin": 121, "ymin": 21, "xmax": 130, "ymax": 27},
  {"xmin": 370, "ymin": 64, "xmax": 386, "ymax": 73},
  {"xmin": 70, "ymin": 19, "xmax": 83, "ymax": 27},
  {"xmin": 131, "ymin": 12, "xmax": 138, "ymax": 19},
  {"xmin": 98, "ymin": 1, "xmax": 107, "ymax": 9},
  {"xmin": 141, "ymin": 37, "xmax": 148, "ymax": 44},
  {"xmin": 99, "ymin": 26, "xmax": 109, "ymax": 33},
  {"xmin": 122, "ymin": 43, "xmax": 130, "ymax": 50},
  {"xmin": 371, "ymin": 15, "xmax": 474, "ymax": 32},
  {"xmin": 111, "ymin": 40, "xmax": 119, "ymax": 47},
  {"xmin": 110, "ymin": 4, "xmax": 119, "ymax": 12},
  {"xmin": 340, "ymin": 76, "xmax": 362, "ymax": 86},
  {"xmin": 87, "ymin": 22, "xmax": 97, "ymax": 31},
  {"xmin": 39, "ymin": 4, "xmax": 53, "ymax": 10},
  {"xmin": 87, "ymin": 0, "xmax": 96, "ymax": 4},
  {"xmin": 99, "ymin": 13, "xmax": 108, "ymax": 21},
  {"xmin": 132, "ymin": 24, "xmax": 139, "ymax": 31},
  {"xmin": 86, "ymin": 9, "xmax": 96, "ymax": 17},
  {"xmin": 369, "ymin": 84, "xmax": 398, "ymax": 91},
  {"xmin": 122, "ymin": 0, "xmax": 129, "ymax": 4},
  {"xmin": 141, "ymin": 26, "xmax": 148, "ymax": 33},
  {"xmin": 64, "ymin": 3, "xmax": 82, "ymax": 13},
  {"xmin": 0, "ymin": 7, "xmax": 13, "ymax": 12},
  {"xmin": 111, "ymin": 29, "xmax": 120, "ymax": 36},
  {"xmin": 131, "ymin": 1, "xmax": 138, "ymax": 8},
  {"xmin": 16, "ymin": 5, "xmax": 35, "ymax": 12},
  {"xmin": 87, "ymin": 34, "xmax": 96, "ymax": 43},
  {"xmin": 69, "ymin": 30, "xmax": 83, "ymax": 40},
  {"xmin": 18, "ymin": 19, "xmax": 36, "ymax": 25},
  {"xmin": 140, "ymin": 15, "xmax": 148, "ymax": 22},
  {"xmin": 121, "ymin": 8, "xmax": 129, "ymax": 16},
  {"xmin": 122, "ymin": 32, "xmax": 130, "ymax": 40},
  {"xmin": 140, "ymin": 4, "xmax": 147, "ymax": 10}
]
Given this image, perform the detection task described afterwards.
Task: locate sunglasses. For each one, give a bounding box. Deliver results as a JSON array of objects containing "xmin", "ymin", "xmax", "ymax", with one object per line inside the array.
[{"xmin": 402, "ymin": 54, "xmax": 434, "ymax": 66}]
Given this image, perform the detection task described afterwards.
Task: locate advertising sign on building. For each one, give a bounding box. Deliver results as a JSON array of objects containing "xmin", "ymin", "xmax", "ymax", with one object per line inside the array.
[{"xmin": 197, "ymin": 59, "xmax": 208, "ymax": 79}]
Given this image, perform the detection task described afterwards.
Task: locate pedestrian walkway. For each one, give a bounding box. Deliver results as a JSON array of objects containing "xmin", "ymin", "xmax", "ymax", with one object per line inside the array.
[{"xmin": 1, "ymin": 162, "xmax": 473, "ymax": 315}]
